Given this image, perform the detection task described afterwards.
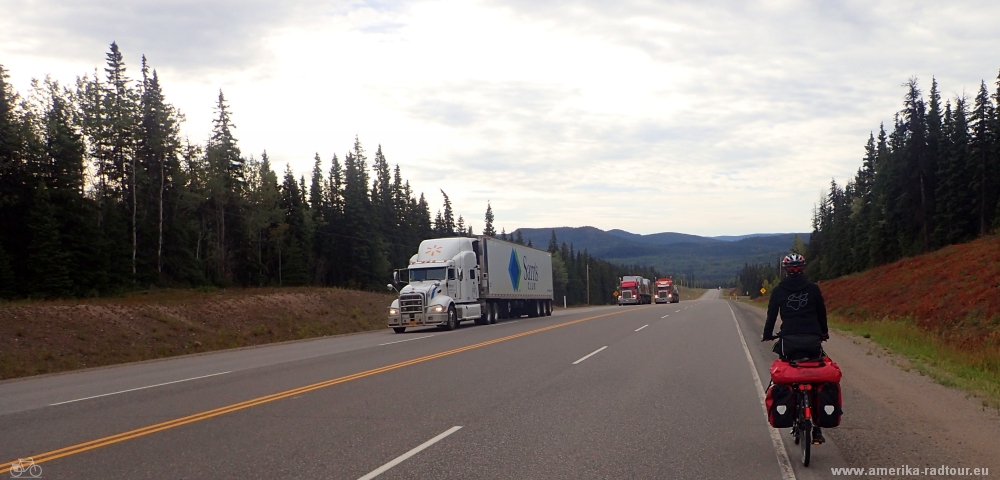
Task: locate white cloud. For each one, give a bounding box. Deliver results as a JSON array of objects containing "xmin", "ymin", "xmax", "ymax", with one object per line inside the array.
[{"xmin": 3, "ymin": 0, "xmax": 1000, "ymax": 236}]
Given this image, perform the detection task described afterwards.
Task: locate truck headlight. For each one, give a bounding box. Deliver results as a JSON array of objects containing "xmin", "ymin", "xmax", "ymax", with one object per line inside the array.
[
  {"xmin": 389, "ymin": 308, "xmax": 398, "ymax": 316},
  {"xmin": 430, "ymin": 305, "xmax": 445, "ymax": 313}
]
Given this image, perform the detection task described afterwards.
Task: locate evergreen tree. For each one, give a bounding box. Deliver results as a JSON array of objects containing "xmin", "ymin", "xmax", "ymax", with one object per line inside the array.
[
  {"xmin": 137, "ymin": 66, "xmax": 182, "ymax": 280},
  {"xmin": 483, "ymin": 201, "xmax": 496, "ymax": 237},
  {"xmin": 439, "ymin": 189, "xmax": 455, "ymax": 235},
  {"xmin": 971, "ymin": 81, "xmax": 995, "ymax": 235},
  {"xmin": 26, "ymin": 187, "xmax": 72, "ymax": 297},
  {"xmin": 279, "ymin": 164, "xmax": 309, "ymax": 286}
]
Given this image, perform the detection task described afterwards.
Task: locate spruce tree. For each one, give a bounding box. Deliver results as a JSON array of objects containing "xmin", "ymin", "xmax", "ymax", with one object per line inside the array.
[
  {"xmin": 971, "ymin": 81, "xmax": 995, "ymax": 235},
  {"xmin": 26, "ymin": 187, "xmax": 72, "ymax": 297},
  {"xmin": 440, "ymin": 189, "xmax": 455, "ymax": 235},
  {"xmin": 483, "ymin": 202, "xmax": 496, "ymax": 237}
]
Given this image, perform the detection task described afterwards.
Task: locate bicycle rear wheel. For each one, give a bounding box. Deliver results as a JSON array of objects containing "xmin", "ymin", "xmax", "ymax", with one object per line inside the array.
[{"xmin": 800, "ymin": 424, "xmax": 811, "ymax": 466}]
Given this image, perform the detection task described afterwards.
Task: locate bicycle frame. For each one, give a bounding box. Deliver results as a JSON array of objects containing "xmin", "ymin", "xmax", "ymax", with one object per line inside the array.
[{"xmin": 792, "ymin": 383, "xmax": 814, "ymax": 466}]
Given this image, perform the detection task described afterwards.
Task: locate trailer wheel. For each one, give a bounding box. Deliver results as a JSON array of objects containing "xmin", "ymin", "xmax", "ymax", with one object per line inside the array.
[
  {"xmin": 489, "ymin": 303, "xmax": 498, "ymax": 324},
  {"xmin": 545, "ymin": 301, "xmax": 552, "ymax": 316},
  {"xmin": 392, "ymin": 327, "xmax": 406, "ymax": 334}
]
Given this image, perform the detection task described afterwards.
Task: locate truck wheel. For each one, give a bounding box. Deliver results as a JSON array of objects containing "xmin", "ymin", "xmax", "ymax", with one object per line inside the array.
[
  {"xmin": 489, "ymin": 303, "xmax": 498, "ymax": 324},
  {"xmin": 476, "ymin": 306, "xmax": 489, "ymax": 325},
  {"xmin": 536, "ymin": 301, "xmax": 543, "ymax": 317},
  {"xmin": 443, "ymin": 306, "xmax": 458, "ymax": 331},
  {"xmin": 546, "ymin": 301, "xmax": 552, "ymax": 316},
  {"xmin": 392, "ymin": 327, "xmax": 406, "ymax": 334}
]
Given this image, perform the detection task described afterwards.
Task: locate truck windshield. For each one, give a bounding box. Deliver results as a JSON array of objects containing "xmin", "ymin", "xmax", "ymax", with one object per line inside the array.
[{"xmin": 408, "ymin": 267, "xmax": 446, "ymax": 282}]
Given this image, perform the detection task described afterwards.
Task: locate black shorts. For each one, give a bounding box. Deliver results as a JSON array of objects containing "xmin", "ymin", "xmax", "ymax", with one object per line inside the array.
[{"xmin": 773, "ymin": 334, "xmax": 823, "ymax": 360}]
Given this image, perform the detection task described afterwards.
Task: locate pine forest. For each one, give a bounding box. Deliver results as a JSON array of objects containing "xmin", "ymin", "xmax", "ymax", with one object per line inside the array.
[
  {"xmin": 806, "ymin": 76, "xmax": 1000, "ymax": 281},
  {"xmin": 0, "ymin": 43, "xmax": 656, "ymax": 304}
]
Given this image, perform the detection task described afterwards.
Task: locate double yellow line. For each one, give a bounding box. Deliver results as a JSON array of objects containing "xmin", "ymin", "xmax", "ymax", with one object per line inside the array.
[{"xmin": 1, "ymin": 307, "xmax": 641, "ymax": 473}]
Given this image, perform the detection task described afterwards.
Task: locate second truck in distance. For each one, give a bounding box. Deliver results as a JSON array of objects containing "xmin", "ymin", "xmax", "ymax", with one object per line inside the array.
[{"xmin": 655, "ymin": 277, "xmax": 680, "ymax": 304}]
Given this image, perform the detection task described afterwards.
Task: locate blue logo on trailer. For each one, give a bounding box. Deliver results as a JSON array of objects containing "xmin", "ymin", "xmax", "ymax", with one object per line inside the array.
[{"xmin": 508, "ymin": 249, "xmax": 521, "ymax": 291}]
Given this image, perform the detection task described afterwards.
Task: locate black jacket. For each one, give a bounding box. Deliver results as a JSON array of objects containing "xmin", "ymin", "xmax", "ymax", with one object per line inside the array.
[{"xmin": 763, "ymin": 274, "xmax": 828, "ymax": 339}]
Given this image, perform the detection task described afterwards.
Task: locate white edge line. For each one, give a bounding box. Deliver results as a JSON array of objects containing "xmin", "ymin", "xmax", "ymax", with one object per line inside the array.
[
  {"xmin": 50, "ymin": 371, "xmax": 231, "ymax": 406},
  {"xmin": 727, "ymin": 302, "xmax": 796, "ymax": 480},
  {"xmin": 358, "ymin": 426, "xmax": 463, "ymax": 480},
  {"xmin": 635, "ymin": 324, "xmax": 649, "ymax": 332},
  {"xmin": 661, "ymin": 314, "xmax": 670, "ymax": 318},
  {"xmin": 572, "ymin": 346, "xmax": 608, "ymax": 365},
  {"xmin": 379, "ymin": 335, "xmax": 435, "ymax": 346}
]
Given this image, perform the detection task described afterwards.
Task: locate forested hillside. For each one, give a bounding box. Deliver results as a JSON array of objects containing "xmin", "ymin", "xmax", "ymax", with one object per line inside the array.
[
  {"xmin": 0, "ymin": 43, "xmax": 657, "ymax": 304},
  {"xmin": 517, "ymin": 227, "xmax": 807, "ymax": 286},
  {"xmin": 807, "ymin": 75, "xmax": 1000, "ymax": 280}
]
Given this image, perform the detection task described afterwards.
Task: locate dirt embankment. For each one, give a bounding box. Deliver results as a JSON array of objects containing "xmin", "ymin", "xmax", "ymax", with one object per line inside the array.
[
  {"xmin": 0, "ymin": 287, "xmax": 396, "ymax": 380},
  {"xmin": 820, "ymin": 235, "xmax": 1000, "ymax": 349}
]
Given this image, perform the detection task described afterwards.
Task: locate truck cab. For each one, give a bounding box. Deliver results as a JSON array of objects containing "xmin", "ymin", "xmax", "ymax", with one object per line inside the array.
[{"xmin": 387, "ymin": 238, "xmax": 483, "ymax": 333}]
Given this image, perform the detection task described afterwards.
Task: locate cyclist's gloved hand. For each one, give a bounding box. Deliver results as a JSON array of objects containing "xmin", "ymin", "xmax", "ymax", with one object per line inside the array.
[
  {"xmin": 762, "ymin": 334, "xmax": 776, "ymax": 342},
  {"xmin": 821, "ymin": 333, "xmax": 830, "ymax": 341}
]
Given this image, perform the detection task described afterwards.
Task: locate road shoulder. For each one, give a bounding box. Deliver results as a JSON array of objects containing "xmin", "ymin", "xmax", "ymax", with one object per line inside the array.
[{"xmin": 730, "ymin": 300, "xmax": 1000, "ymax": 475}]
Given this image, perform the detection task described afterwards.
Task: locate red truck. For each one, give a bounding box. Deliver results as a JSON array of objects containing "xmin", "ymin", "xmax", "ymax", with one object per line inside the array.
[
  {"xmin": 618, "ymin": 276, "xmax": 651, "ymax": 305},
  {"xmin": 655, "ymin": 277, "xmax": 679, "ymax": 304}
]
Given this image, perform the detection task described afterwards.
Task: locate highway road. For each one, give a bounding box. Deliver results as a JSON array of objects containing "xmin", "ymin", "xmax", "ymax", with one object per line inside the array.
[{"xmin": 1, "ymin": 291, "xmax": 849, "ymax": 479}]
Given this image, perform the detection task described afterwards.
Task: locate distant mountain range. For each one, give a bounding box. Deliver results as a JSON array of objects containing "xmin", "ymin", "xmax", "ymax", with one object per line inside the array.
[{"xmin": 514, "ymin": 227, "xmax": 809, "ymax": 284}]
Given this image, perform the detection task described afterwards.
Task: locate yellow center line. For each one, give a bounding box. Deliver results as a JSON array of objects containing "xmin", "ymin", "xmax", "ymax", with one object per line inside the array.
[{"xmin": 1, "ymin": 306, "xmax": 649, "ymax": 473}]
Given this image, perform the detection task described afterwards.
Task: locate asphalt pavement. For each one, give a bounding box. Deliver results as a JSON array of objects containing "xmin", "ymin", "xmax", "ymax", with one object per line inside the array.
[{"xmin": 1, "ymin": 292, "xmax": 847, "ymax": 479}]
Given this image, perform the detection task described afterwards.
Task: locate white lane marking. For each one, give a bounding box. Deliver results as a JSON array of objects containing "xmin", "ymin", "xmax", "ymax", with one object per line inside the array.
[
  {"xmin": 635, "ymin": 324, "xmax": 649, "ymax": 332},
  {"xmin": 358, "ymin": 426, "xmax": 463, "ymax": 480},
  {"xmin": 379, "ymin": 335, "xmax": 435, "ymax": 346},
  {"xmin": 661, "ymin": 314, "xmax": 670, "ymax": 318},
  {"xmin": 675, "ymin": 310, "xmax": 681, "ymax": 312},
  {"xmin": 727, "ymin": 303, "xmax": 796, "ymax": 480},
  {"xmin": 572, "ymin": 346, "xmax": 608, "ymax": 365},
  {"xmin": 495, "ymin": 320, "xmax": 521, "ymax": 326},
  {"xmin": 49, "ymin": 371, "xmax": 231, "ymax": 406}
]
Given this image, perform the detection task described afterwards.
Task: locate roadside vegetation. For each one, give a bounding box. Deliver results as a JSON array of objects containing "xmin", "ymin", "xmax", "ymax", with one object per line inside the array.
[
  {"xmin": 821, "ymin": 235, "xmax": 1000, "ymax": 406},
  {"xmin": 0, "ymin": 287, "xmax": 395, "ymax": 380},
  {"xmin": 679, "ymin": 287, "xmax": 708, "ymax": 301},
  {"xmin": 740, "ymin": 236, "xmax": 1000, "ymax": 407}
]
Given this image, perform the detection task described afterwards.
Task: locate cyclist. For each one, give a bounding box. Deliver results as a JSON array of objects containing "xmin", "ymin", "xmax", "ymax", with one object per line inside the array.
[{"xmin": 762, "ymin": 253, "xmax": 829, "ymax": 443}]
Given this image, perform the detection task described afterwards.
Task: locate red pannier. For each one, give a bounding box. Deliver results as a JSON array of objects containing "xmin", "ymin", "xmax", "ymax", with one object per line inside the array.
[
  {"xmin": 765, "ymin": 384, "xmax": 796, "ymax": 428},
  {"xmin": 769, "ymin": 357, "xmax": 842, "ymax": 385}
]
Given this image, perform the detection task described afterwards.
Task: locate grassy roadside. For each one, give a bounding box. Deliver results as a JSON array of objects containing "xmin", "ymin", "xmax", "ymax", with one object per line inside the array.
[
  {"xmin": 0, "ymin": 287, "xmax": 396, "ymax": 380},
  {"xmin": 829, "ymin": 315, "xmax": 1000, "ymax": 409},
  {"xmin": 680, "ymin": 287, "xmax": 708, "ymax": 301},
  {"xmin": 731, "ymin": 295, "xmax": 1000, "ymax": 408}
]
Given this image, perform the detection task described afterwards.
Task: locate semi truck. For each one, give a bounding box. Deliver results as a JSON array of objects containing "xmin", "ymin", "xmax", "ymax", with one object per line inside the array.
[
  {"xmin": 654, "ymin": 277, "xmax": 680, "ymax": 304},
  {"xmin": 618, "ymin": 275, "xmax": 651, "ymax": 305},
  {"xmin": 387, "ymin": 236, "xmax": 554, "ymax": 333}
]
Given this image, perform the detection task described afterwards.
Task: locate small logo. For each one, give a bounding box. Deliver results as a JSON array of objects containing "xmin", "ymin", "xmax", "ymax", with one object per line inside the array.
[
  {"xmin": 786, "ymin": 293, "xmax": 809, "ymax": 311},
  {"xmin": 10, "ymin": 457, "xmax": 42, "ymax": 478},
  {"xmin": 508, "ymin": 249, "xmax": 521, "ymax": 291},
  {"xmin": 425, "ymin": 245, "xmax": 443, "ymax": 256}
]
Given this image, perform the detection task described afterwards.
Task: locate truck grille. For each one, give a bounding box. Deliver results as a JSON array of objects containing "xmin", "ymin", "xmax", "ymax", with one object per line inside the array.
[
  {"xmin": 400, "ymin": 293, "xmax": 424, "ymax": 314},
  {"xmin": 622, "ymin": 291, "xmax": 633, "ymax": 299}
]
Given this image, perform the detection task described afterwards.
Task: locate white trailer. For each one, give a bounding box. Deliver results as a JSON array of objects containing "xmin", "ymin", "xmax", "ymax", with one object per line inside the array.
[{"xmin": 387, "ymin": 236, "xmax": 554, "ymax": 333}]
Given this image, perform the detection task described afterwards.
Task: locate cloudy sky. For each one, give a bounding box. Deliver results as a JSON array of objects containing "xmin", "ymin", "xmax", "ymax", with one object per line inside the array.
[{"xmin": 2, "ymin": 0, "xmax": 999, "ymax": 236}]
